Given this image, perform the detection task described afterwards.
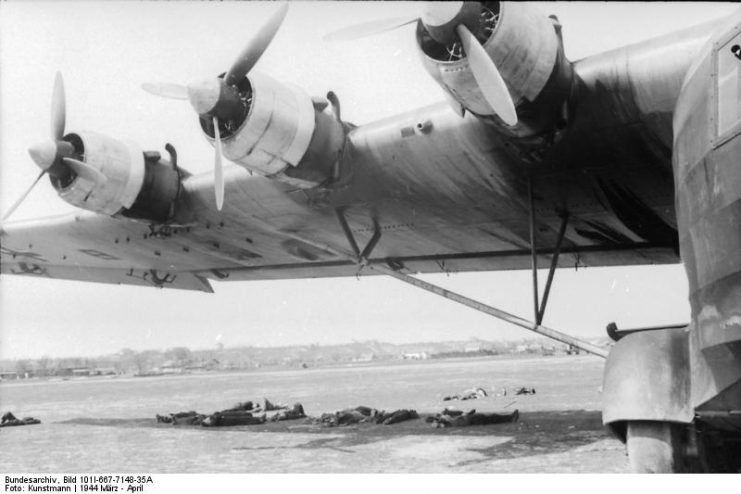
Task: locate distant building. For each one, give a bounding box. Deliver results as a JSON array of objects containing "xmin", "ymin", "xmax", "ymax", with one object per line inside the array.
[
  {"xmin": 352, "ymin": 353, "xmax": 375, "ymax": 362},
  {"xmin": 93, "ymin": 367, "xmax": 117, "ymax": 376},
  {"xmin": 402, "ymin": 352, "xmax": 429, "ymax": 360},
  {"xmin": 158, "ymin": 362, "xmax": 185, "ymax": 374},
  {"xmin": 0, "ymin": 371, "xmax": 18, "ymax": 380},
  {"xmin": 31, "ymin": 369, "xmax": 54, "ymax": 378},
  {"xmin": 185, "ymin": 359, "xmax": 219, "ymax": 372}
]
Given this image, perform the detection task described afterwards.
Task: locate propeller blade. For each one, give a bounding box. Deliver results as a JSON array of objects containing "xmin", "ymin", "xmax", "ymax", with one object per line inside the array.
[
  {"xmin": 141, "ymin": 82, "xmax": 189, "ymax": 100},
  {"xmin": 62, "ymin": 158, "xmax": 108, "ymax": 185},
  {"xmin": 456, "ymin": 25, "xmax": 518, "ymax": 126},
  {"xmin": 213, "ymin": 117, "xmax": 224, "ymax": 211},
  {"xmin": 51, "ymin": 72, "xmax": 66, "ymax": 140},
  {"xmin": 322, "ymin": 16, "xmax": 418, "ymax": 42},
  {"xmin": 224, "ymin": 3, "xmax": 289, "ymax": 86},
  {"xmin": 3, "ymin": 170, "xmax": 46, "ymax": 221}
]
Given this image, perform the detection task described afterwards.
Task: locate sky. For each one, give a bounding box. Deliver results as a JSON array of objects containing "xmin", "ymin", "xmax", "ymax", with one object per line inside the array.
[{"xmin": 0, "ymin": 1, "xmax": 737, "ymax": 360}]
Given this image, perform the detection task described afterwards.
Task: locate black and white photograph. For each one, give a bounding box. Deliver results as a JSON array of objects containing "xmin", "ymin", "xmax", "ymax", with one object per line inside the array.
[{"xmin": 1, "ymin": 0, "xmax": 740, "ymax": 484}]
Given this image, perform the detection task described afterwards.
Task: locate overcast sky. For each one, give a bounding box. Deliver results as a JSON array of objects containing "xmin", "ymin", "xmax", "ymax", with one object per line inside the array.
[{"xmin": 1, "ymin": 2, "xmax": 736, "ymax": 360}]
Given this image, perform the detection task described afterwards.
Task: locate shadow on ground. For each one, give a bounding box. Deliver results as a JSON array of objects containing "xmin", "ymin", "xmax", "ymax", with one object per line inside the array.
[{"xmin": 60, "ymin": 409, "xmax": 616, "ymax": 462}]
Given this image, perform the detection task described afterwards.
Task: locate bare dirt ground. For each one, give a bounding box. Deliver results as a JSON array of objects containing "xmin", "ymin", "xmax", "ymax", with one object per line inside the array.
[
  {"xmin": 3, "ymin": 355, "xmax": 629, "ymax": 472},
  {"xmin": 220, "ymin": 409, "xmax": 626, "ymax": 473},
  {"xmin": 63, "ymin": 407, "xmax": 626, "ymax": 473}
]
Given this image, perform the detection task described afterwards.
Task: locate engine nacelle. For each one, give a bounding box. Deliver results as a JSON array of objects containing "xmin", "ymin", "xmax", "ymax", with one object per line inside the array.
[
  {"xmin": 54, "ymin": 131, "xmax": 182, "ymax": 223},
  {"xmin": 198, "ymin": 72, "xmax": 345, "ymax": 189},
  {"xmin": 417, "ymin": 2, "xmax": 573, "ymax": 135}
]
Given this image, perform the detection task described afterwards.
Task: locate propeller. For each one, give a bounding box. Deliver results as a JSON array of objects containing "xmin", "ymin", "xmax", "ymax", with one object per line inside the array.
[
  {"xmin": 3, "ymin": 72, "xmax": 107, "ymax": 222},
  {"xmin": 323, "ymin": 2, "xmax": 517, "ymax": 125},
  {"xmin": 142, "ymin": 3, "xmax": 289, "ymax": 210},
  {"xmin": 322, "ymin": 17, "xmax": 418, "ymax": 42},
  {"xmin": 62, "ymin": 157, "xmax": 107, "ymax": 185},
  {"xmin": 3, "ymin": 170, "xmax": 46, "ymax": 222},
  {"xmin": 455, "ymin": 23, "xmax": 516, "ymax": 125},
  {"xmin": 51, "ymin": 71, "xmax": 66, "ymax": 140},
  {"xmin": 140, "ymin": 82, "xmax": 188, "ymax": 101},
  {"xmin": 213, "ymin": 117, "xmax": 224, "ymax": 211}
]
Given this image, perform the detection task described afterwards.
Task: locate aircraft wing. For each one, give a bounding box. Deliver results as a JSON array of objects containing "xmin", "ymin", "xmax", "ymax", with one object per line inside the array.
[
  {"xmin": 1, "ymin": 158, "xmax": 679, "ymax": 293},
  {"xmin": 1, "ymin": 214, "xmax": 216, "ymax": 292},
  {"xmin": 3, "ymin": 2, "xmax": 713, "ymax": 292}
]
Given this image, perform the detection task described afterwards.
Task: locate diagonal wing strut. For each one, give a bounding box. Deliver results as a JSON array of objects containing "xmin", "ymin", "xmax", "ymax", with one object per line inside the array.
[{"xmin": 250, "ymin": 210, "xmax": 609, "ymax": 358}]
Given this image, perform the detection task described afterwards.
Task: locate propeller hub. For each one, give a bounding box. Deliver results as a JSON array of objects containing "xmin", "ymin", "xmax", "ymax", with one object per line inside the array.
[
  {"xmin": 187, "ymin": 78, "xmax": 244, "ymax": 121},
  {"xmin": 28, "ymin": 140, "xmax": 59, "ymax": 171},
  {"xmin": 187, "ymin": 79, "xmax": 222, "ymax": 115},
  {"xmin": 421, "ymin": 1, "xmax": 482, "ymax": 45}
]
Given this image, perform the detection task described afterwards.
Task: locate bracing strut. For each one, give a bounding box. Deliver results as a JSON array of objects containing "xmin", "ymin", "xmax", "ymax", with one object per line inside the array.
[
  {"xmin": 332, "ymin": 208, "xmax": 608, "ymax": 358},
  {"xmin": 252, "ymin": 209, "xmax": 609, "ymax": 358},
  {"xmin": 528, "ymin": 178, "xmax": 570, "ymax": 326},
  {"xmin": 369, "ymin": 263, "xmax": 608, "ymax": 358}
]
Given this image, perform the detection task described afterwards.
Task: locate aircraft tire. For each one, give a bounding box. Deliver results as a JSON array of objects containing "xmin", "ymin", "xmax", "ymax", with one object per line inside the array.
[{"xmin": 626, "ymin": 421, "xmax": 683, "ymax": 473}]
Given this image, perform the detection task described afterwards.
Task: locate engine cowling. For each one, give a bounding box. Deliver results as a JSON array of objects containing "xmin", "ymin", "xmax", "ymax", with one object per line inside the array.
[
  {"xmin": 198, "ymin": 72, "xmax": 346, "ymax": 189},
  {"xmin": 417, "ymin": 2, "xmax": 573, "ymax": 135},
  {"xmin": 53, "ymin": 131, "xmax": 182, "ymax": 223}
]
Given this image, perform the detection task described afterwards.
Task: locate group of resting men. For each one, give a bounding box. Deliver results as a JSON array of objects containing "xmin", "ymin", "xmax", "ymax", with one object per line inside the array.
[
  {"xmin": 156, "ymin": 398, "xmax": 519, "ymax": 428},
  {"xmin": 156, "ymin": 399, "xmax": 304, "ymax": 427}
]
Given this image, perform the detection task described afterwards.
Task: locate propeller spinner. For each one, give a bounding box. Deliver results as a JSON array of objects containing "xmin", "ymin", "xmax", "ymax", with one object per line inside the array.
[
  {"xmin": 3, "ymin": 72, "xmax": 106, "ymax": 222},
  {"xmin": 323, "ymin": 1, "xmax": 517, "ymax": 126},
  {"xmin": 142, "ymin": 3, "xmax": 289, "ymax": 211}
]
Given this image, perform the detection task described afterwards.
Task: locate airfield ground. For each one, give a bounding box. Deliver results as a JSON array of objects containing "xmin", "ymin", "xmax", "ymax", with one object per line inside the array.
[{"xmin": 1, "ymin": 354, "xmax": 628, "ymax": 472}]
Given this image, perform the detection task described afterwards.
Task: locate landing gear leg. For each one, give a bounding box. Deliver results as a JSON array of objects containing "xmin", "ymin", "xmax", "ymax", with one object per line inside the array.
[{"xmin": 626, "ymin": 421, "xmax": 684, "ymax": 473}]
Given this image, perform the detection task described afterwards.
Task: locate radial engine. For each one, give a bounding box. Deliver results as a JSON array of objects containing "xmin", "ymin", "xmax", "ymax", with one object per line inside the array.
[
  {"xmin": 416, "ymin": 1, "xmax": 574, "ymax": 136},
  {"xmin": 51, "ymin": 132, "xmax": 184, "ymax": 223}
]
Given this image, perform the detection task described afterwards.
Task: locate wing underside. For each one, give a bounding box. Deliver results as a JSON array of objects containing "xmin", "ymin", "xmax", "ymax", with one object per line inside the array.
[{"xmin": 1, "ymin": 209, "xmax": 678, "ymax": 292}]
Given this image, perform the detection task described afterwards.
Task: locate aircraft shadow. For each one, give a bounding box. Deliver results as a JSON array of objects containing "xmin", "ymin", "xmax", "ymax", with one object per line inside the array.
[{"xmin": 60, "ymin": 409, "xmax": 616, "ymax": 462}]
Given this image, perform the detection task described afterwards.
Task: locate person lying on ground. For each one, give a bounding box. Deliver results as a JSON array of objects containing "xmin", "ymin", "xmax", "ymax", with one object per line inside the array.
[
  {"xmin": 314, "ymin": 406, "xmax": 378, "ymax": 426},
  {"xmin": 264, "ymin": 398, "xmax": 288, "ymax": 411},
  {"xmin": 374, "ymin": 409, "xmax": 419, "ymax": 425},
  {"xmin": 223, "ymin": 400, "xmax": 262, "ymax": 413},
  {"xmin": 426, "ymin": 409, "xmax": 519, "ymax": 428},
  {"xmin": 515, "ymin": 387, "xmax": 536, "ymax": 395},
  {"xmin": 269, "ymin": 403, "xmax": 306, "ymax": 422},
  {"xmin": 155, "ymin": 410, "xmax": 198, "ymax": 424},
  {"xmin": 1, "ymin": 411, "xmax": 41, "ymax": 427},
  {"xmin": 443, "ymin": 387, "xmax": 488, "ymax": 401},
  {"xmin": 156, "ymin": 410, "xmax": 206, "ymax": 425},
  {"xmin": 157, "ymin": 399, "xmax": 276, "ymax": 426},
  {"xmin": 202, "ymin": 410, "xmax": 267, "ymax": 427}
]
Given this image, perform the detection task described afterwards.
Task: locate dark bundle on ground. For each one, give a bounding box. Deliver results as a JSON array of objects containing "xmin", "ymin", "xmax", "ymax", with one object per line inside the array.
[
  {"xmin": 203, "ymin": 410, "xmax": 266, "ymax": 427},
  {"xmin": 426, "ymin": 409, "xmax": 519, "ymax": 428},
  {"xmin": 156, "ymin": 411, "xmax": 207, "ymax": 425},
  {"xmin": 314, "ymin": 406, "xmax": 377, "ymax": 426},
  {"xmin": 443, "ymin": 387, "xmax": 488, "ymax": 401},
  {"xmin": 1, "ymin": 411, "xmax": 41, "ymax": 427},
  {"xmin": 374, "ymin": 409, "xmax": 419, "ymax": 425},
  {"xmin": 223, "ymin": 400, "xmax": 261, "ymax": 413}
]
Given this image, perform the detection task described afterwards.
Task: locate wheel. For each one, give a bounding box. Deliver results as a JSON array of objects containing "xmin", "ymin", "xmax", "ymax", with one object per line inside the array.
[{"xmin": 626, "ymin": 421, "xmax": 683, "ymax": 473}]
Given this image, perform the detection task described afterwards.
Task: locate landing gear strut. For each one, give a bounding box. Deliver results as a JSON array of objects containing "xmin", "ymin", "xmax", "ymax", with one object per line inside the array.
[{"xmin": 626, "ymin": 421, "xmax": 685, "ymax": 473}]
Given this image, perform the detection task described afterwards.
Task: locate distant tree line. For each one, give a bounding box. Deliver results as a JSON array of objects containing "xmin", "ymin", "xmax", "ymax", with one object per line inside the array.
[{"xmin": 0, "ymin": 337, "xmax": 606, "ymax": 378}]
